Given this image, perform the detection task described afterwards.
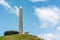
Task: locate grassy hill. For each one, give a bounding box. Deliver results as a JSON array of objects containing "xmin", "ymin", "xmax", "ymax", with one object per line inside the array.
[{"xmin": 0, "ymin": 34, "xmax": 43, "ymax": 40}]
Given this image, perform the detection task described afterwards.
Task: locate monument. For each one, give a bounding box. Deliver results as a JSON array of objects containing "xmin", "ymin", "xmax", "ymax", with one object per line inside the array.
[{"xmin": 19, "ymin": 6, "xmax": 23, "ymax": 34}]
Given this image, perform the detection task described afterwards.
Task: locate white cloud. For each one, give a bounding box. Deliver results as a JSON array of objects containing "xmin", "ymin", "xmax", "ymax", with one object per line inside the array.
[
  {"xmin": 35, "ymin": 6, "xmax": 60, "ymax": 40},
  {"xmin": 0, "ymin": 0, "xmax": 11, "ymax": 8},
  {"xmin": 34, "ymin": 6, "xmax": 60, "ymax": 28},
  {"xmin": 56, "ymin": 34, "xmax": 60, "ymax": 40},
  {"xmin": 14, "ymin": 6, "xmax": 19, "ymax": 16},
  {"xmin": 0, "ymin": 0, "xmax": 19, "ymax": 16},
  {"xmin": 38, "ymin": 33, "xmax": 55, "ymax": 40},
  {"xmin": 44, "ymin": 33, "xmax": 55, "ymax": 40},
  {"xmin": 30, "ymin": 0, "xmax": 47, "ymax": 2},
  {"xmin": 38, "ymin": 33, "xmax": 60, "ymax": 40},
  {"xmin": 38, "ymin": 26, "xmax": 60, "ymax": 40}
]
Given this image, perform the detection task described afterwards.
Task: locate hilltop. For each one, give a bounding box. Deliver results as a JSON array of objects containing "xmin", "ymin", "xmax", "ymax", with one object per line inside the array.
[{"xmin": 0, "ymin": 34, "xmax": 43, "ymax": 40}]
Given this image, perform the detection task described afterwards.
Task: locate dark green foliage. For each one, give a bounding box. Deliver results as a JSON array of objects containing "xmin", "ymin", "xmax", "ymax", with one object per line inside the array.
[{"xmin": 4, "ymin": 30, "xmax": 19, "ymax": 36}]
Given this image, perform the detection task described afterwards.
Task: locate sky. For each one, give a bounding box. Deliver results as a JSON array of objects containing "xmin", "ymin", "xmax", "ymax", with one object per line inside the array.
[{"xmin": 0, "ymin": 0, "xmax": 60, "ymax": 40}]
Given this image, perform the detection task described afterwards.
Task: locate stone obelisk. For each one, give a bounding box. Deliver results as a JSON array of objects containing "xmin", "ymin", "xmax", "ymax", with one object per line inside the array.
[{"xmin": 19, "ymin": 6, "xmax": 23, "ymax": 34}]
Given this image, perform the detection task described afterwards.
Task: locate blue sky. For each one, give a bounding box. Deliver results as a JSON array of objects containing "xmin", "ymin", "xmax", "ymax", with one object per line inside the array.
[{"xmin": 0, "ymin": 0, "xmax": 60, "ymax": 40}]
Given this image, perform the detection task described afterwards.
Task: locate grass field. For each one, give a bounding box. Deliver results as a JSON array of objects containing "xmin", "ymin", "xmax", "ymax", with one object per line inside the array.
[{"xmin": 0, "ymin": 34, "xmax": 43, "ymax": 40}]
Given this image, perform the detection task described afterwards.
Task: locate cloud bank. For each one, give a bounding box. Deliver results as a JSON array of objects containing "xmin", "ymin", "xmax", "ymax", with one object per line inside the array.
[
  {"xmin": 38, "ymin": 33, "xmax": 56, "ymax": 40},
  {"xmin": 34, "ymin": 6, "xmax": 60, "ymax": 40},
  {"xmin": 38, "ymin": 27, "xmax": 60, "ymax": 40},
  {"xmin": 34, "ymin": 6, "xmax": 60, "ymax": 28}
]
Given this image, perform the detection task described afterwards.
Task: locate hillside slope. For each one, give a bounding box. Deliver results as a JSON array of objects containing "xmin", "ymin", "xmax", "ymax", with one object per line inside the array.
[{"xmin": 0, "ymin": 34, "xmax": 43, "ymax": 40}]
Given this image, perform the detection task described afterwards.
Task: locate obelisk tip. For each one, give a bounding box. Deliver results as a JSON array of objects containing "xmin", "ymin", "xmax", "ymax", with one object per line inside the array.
[{"xmin": 20, "ymin": 6, "xmax": 22, "ymax": 8}]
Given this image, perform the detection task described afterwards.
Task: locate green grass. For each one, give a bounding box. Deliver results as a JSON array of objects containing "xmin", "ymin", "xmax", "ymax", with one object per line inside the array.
[{"xmin": 0, "ymin": 34, "xmax": 43, "ymax": 40}]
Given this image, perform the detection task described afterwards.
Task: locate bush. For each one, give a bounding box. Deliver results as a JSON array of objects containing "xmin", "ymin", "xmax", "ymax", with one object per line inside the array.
[{"xmin": 4, "ymin": 30, "xmax": 19, "ymax": 36}]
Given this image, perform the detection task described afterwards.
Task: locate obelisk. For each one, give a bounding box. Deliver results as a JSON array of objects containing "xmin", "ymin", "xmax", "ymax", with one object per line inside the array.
[{"xmin": 19, "ymin": 6, "xmax": 23, "ymax": 34}]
